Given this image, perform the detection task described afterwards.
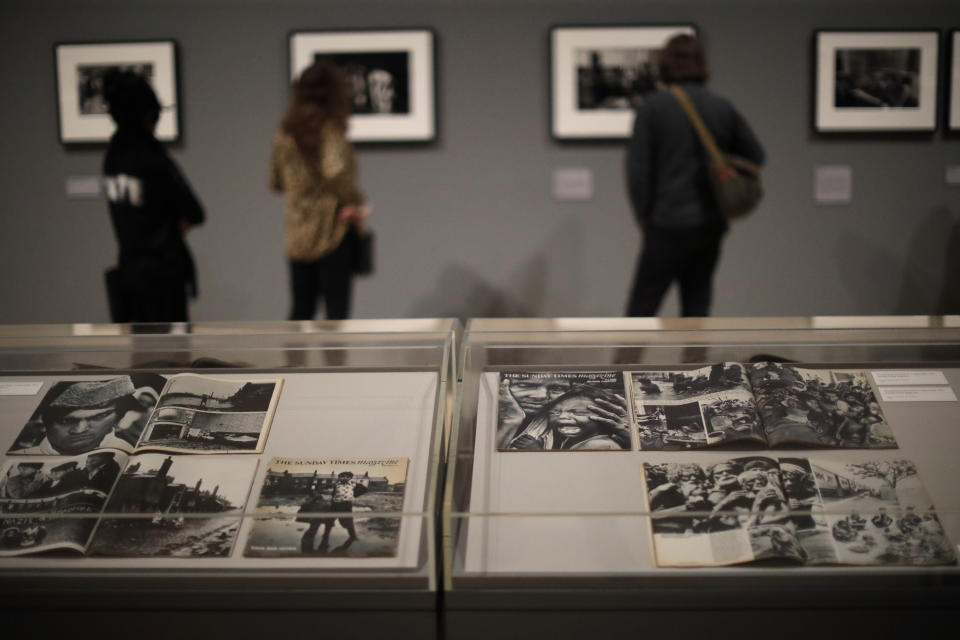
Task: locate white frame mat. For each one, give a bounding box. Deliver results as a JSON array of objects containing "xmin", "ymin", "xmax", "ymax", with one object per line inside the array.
[
  {"xmin": 289, "ymin": 30, "xmax": 436, "ymax": 143},
  {"xmin": 814, "ymin": 31, "xmax": 939, "ymax": 133},
  {"xmin": 55, "ymin": 41, "xmax": 179, "ymax": 144},
  {"xmin": 550, "ymin": 25, "xmax": 695, "ymax": 140}
]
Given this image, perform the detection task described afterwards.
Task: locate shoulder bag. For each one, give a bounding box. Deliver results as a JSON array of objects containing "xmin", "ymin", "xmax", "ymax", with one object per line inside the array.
[{"xmin": 669, "ymin": 85, "xmax": 763, "ymax": 221}]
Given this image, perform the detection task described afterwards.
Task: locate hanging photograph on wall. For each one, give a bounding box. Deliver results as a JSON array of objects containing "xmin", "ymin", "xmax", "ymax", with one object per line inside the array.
[
  {"xmin": 55, "ymin": 40, "xmax": 179, "ymax": 144},
  {"xmin": 814, "ymin": 30, "xmax": 940, "ymax": 133},
  {"xmin": 949, "ymin": 30, "xmax": 960, "ymax": 132},
  {"xmin": 550, "ymin": 24, "xmax": 696, "ymax": 140},
  {"xmin": 289, "ymin": 29, "xmax": 436, "ymax": 143}
]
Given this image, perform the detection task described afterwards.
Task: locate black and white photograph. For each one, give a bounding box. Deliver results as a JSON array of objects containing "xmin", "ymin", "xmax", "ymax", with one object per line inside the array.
[
  {"xmin": 643, "ymin": 456, "xmax": 802, "ymax": 567},
  {"xmin": 89, "ymin": 453, "xmax": 257, "ymax": 557},
  {"xmin": 245, "ymin": 457, "xmax": 408, "ymax": 557},
  {"xmin": 814, "ymin": 31, "xmax": 939, "ymax": 132},
  {"xmin": 575, "ymin": 47, "xmax": 660, "ymax": 111},
  {"xmin": 630, "ymin": 363, "xmax": 751, "ymax": 402},
  {"xmin": 55, "ymin": 41, "xmax": 179, "ymax": 143},
  {"xmin": 290, "ymin": 30, "xmax": 435, "ymax": 142},
  {"xmin": 319, "ymin": 51, "xmax": 410, "ymax": 115},
  {"xmin": 0, "ymin": 452, "xmax": 128, "ymax": 556},
  {"xmin": 140, "ymin": 374, "xmax": 282, "ymax": 453},
  {"xmin": 551, "ymin": 25, "xmax": 695, "ymax": 139},
  {"xmin": 789, "ymin": 458, "xmax": 955, "ymax": 566},
  {"xmin": 6, "ymin": 374, "xmax": 166, "ymax": 456},
  {"xmin": 749, "ymin": 363, "xmax": 896, "ymax": 449},
  {"xmin": 949, "ymin": 30, "xmax": 960, "ymax": 132},
  {"xmin": 497, "ymin": 371, "xmax": 630, "ymax": 451},
  {"xmin": 630, "ymin": 364, "xmax": 763, "ymax": 450},
  {"xmin": 77, "ymin": 63, "xmax": 153, "ymax": 114},
  {"xmin": 635, "ymin": 401, "xmax": 711, "ymax": 450}
]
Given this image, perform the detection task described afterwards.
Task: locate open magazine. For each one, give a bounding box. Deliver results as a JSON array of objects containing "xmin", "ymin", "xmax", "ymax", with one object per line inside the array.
[
  {"xmin": 630, "ymin": 362, "xmax": 896, "ymax": 450},
  {"xmin": 494, "ymin": 363, "xmax": 897, "ymax": 452},
  {"xmin": 0, "ymin": 452, "xmax": 257, "ymax": 556},
  {"xmin": 244, "ymin": 457, "xmax": 410, "ymax": 558},
  {"xmin": 7, "ymin": 373, "xmax": 283, "ymax": 456},
  {"xmin": 641, "ymin": 456, "xmax": 955, "ymax": 567}
]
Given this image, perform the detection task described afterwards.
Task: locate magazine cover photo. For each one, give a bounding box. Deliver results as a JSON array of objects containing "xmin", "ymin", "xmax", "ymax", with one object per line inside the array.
[
  {"xmin": 89, "ymin": 453, "xmax": 258, "ymax": 557},
  {"xmin": 245, "ymin": 457, "xmax": 409, "ymax": 557},
  {"xmin": 497, "ymin": 371, "xmax": 631, "ymax": 451}
]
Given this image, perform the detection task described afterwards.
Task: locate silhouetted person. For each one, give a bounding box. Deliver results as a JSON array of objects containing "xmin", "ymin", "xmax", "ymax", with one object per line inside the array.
[
  {"xmin": 270, "ymin": 60, "xmax": 369, "ymax": 320},
  {"xmin": 103, "ymin": 70, "xmax": 204, "ymax": 322},
  {"xmin": 625, "ymin": 35, "xmax": 764, "ymax": 317}
]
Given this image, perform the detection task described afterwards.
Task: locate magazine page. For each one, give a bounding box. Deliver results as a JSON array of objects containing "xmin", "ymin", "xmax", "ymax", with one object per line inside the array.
[
  {"xmin": 5, "ymin": 374, "xmax": 166, "ymax": 456},
  {"xmin": 88, "ymin": 453, "xmax": 258, "ymax": 557},
  {"xmin": 629, "ymin": 363, "xmax": 765, "ymax": 450},
  {"xmin": 750, "ymin": 363, "xmax": 897, "ymax": 449},
  {"xmin": 642, "ymin": 456, "xmax": 805, "ymax": 567},
  {"xmin": 134, "ymin": 374, "xmax": 283, "ymax": 454},
  {"xmin": 497, "ymin": 372, "xmax": 631, "ymax": 451},
  {"xmin": 244, "ymin": 457, "xmax": 410, "ymax": 557},
  {"xmin": 780, "ymin": 457, "xmax": 956, "ymax": 566},
  {"xmin": 0, "ymin": 451, "xmax": 128, "ymax": 556}
]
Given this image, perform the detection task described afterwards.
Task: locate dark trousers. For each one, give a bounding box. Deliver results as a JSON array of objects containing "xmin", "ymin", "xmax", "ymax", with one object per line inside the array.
[
  {"xmin": 626, "ymin": 225, "xmax": 724, "ymax": 318},
  {"xmin": 108, "ymin": 268, "xmax": 189, "ymax": 323},
  {"xmin": 288, "ymin": 240, "xmax": 353, "ymax": 321}
]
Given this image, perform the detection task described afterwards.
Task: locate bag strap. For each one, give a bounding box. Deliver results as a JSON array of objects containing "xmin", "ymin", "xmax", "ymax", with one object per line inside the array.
[{"xmin": 669, "ymin": 85, "xmax": 728, "ymax": 171}]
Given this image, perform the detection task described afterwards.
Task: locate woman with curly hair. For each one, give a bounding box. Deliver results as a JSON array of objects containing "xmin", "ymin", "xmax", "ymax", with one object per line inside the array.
[{"xmin": 270, "ymin": 60, "xmax": 369, "ymax": 320}]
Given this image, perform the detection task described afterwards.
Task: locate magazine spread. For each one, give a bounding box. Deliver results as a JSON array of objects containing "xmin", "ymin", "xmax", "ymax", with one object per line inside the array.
[
  {"xmin": 0, "ymin": 453, "xmax": 257, "ymax": 557},
  {"xmin": 6, "ymin": 373, "xmax": 283, "ymax": 456},
  {"xmin": 641, "ymin": 456, "xmax": 955, "ymax": 567},
  {"xmin": 244, "ymin": 457, "xmax": 409, "ymax": 557},
  {"xmin": 495, "ymin": 363, "xmax": 896, "ymax": 452},
  {"xmin": 497, "ymin": 372, "xmax": 631, "ymax": 451}
]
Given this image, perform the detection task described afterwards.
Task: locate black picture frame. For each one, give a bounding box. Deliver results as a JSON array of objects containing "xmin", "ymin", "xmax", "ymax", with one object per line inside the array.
[
  {"xmin": 549, "ymin": 24, "xmax": 696, "ymax": 140},
  {"xmin": 289, "ymin": 28, "xmax": 437, "ymax": 143},
  {"xmin": 54, "ymin": 40, "xmax": 180, "ymax": 144},
  {"xmin": 948, "ymin": 30, "xmax": 960, "ymax": 132},
  {"xmin": 813, "ymin": 30, "xmax": 940, "ymax": 133}
]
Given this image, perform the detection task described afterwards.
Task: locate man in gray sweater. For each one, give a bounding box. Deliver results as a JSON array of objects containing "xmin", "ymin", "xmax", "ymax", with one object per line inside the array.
[{"xmin": 625, "ymin": 34, "xmax": 764, "ymax": 317}]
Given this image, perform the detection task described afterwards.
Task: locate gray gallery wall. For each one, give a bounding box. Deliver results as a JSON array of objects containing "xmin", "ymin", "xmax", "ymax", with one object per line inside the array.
[{"xmin": 1, "ymin": 0, "xmax": 958, "ymax": 324}]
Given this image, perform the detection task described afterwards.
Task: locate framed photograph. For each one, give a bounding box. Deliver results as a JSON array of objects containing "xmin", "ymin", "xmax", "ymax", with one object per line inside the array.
[
  {"xmin": 949, "ymin": 30, "xmax": 960, "ymax": 131},
  {"xmin": 55, "ymin": 40, "xmax": 179, "ymax": 144},
  {"xmin": 289, "ymin": 29, "xmax": 436, "ymax": 143},
  {"xmin": 550, "ymin": 24, "xmax": 696, "ymax": 140},
  {"xmin": 814, "ymin": 30, "xmax": 940, "ymax": 132}
]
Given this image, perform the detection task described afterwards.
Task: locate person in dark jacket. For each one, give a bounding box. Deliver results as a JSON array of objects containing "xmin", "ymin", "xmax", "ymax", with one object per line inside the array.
[
  {"xmin": 102, "ymin": 70, "xmax": 204, "ymax": 322},
  {"xmin": 625, "ymin": 34, "xmax": 764, "ymax": 317}
]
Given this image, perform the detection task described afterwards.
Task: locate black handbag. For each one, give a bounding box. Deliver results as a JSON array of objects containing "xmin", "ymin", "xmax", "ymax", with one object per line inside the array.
[{"xmin": 346, "ymin": 225, "xmax": 374, "ymax": 276}]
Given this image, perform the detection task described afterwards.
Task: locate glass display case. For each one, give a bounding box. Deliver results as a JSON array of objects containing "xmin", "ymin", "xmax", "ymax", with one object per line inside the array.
[
  {"xmin": 445, "ymin": 317, "xmax": 960, "ymax": 638},
  {"xmin": 0, "ymin": 319, "xmax": 457, "ymax": 636}
]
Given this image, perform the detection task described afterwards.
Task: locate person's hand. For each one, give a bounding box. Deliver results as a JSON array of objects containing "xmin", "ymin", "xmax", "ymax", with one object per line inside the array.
[
  {"xmin": 339, "ymin": 204, "xmax": 371, "ymax": 229},
  {"xmin": 588, "ymin": 393, "xmax": 631, "ymax": 448}
]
